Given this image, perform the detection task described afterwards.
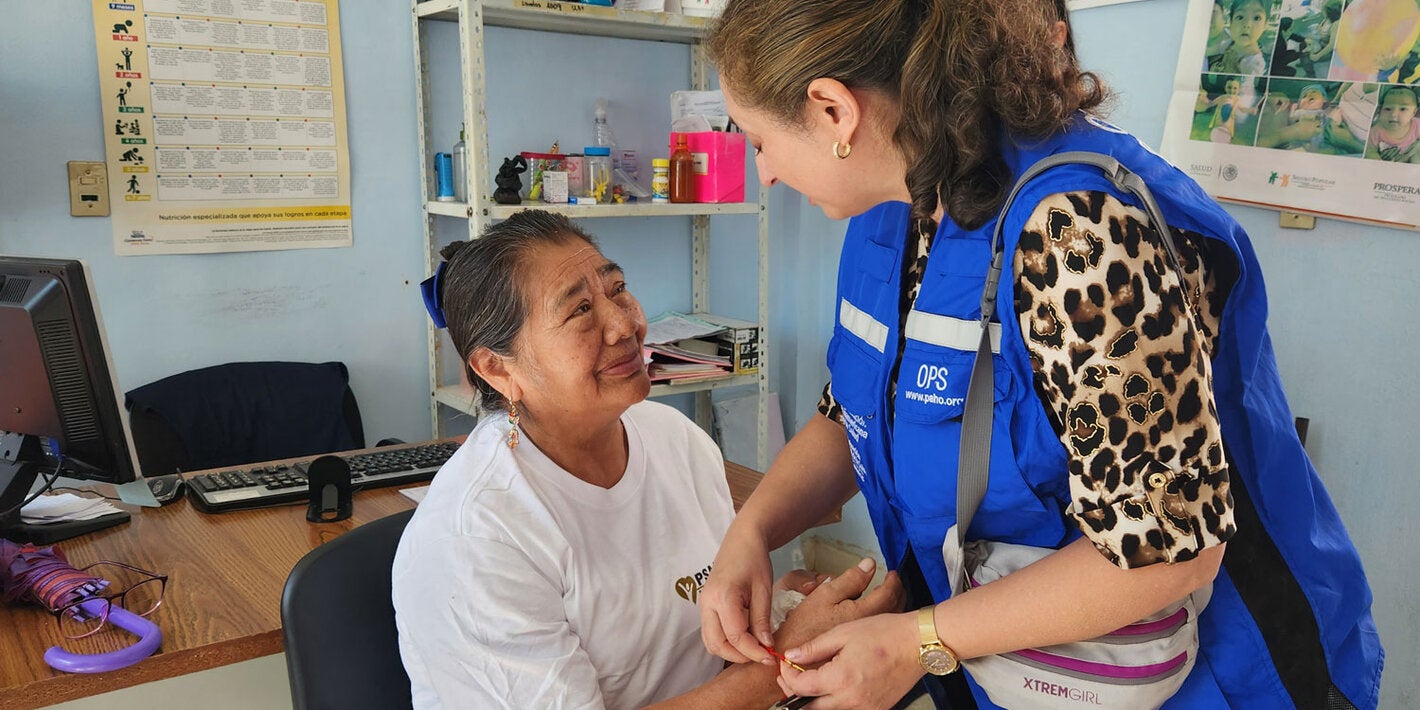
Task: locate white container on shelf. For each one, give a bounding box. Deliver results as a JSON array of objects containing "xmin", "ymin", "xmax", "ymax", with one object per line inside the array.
[
  {"xmin": 618, "ymin": 0, "xmax": 668, "ymax": 12},
  {"xmin": 678, "ymin": 0, "xmax": 726, "ymax": 18},
  {"xmin": 542, "ymin": 171, "xmax": 569, "ymax": 204}
]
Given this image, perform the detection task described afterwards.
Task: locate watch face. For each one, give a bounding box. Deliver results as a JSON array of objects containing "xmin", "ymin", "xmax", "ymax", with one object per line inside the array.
[{"xmin": 920, "ymin": 646, "xmax": 959, "ymax": 675}]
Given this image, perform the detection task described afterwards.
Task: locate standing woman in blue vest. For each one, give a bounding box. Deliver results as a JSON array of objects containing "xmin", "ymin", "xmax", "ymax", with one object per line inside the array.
[{"xmin": 697, "ymin": 0, "xmax": 1384, "ymax": 708}]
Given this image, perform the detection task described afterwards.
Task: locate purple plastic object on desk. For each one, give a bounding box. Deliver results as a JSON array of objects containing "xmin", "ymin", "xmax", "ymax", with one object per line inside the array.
[
  {"xmin": 43, "ymin": 597, "xmax": 163, "ymax": 673},
  {"xmin": 2, "ymin": 539, "xmax": 163, "ymax": 673}
]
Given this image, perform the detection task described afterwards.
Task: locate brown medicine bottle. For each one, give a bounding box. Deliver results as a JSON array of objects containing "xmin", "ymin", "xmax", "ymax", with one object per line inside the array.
[{"xmin": 669, "ymin": 134, "xmax": 695, "ymax": 203}]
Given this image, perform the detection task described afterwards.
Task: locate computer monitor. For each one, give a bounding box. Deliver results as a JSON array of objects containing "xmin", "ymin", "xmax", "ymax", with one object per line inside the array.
[{"xmin": 0, "ymin": 256, "xmax": 138, "ymax": 543}]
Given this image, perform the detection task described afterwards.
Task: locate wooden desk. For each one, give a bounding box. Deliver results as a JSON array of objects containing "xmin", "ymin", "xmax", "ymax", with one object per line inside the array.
[{"xmin": 0, "ymin": 442, "xmax": 829, "ymax": 710}]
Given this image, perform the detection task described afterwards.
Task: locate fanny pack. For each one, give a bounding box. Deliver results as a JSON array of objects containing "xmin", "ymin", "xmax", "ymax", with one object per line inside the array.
[{"xmin": 941, "ymin": 151, "xmax": 1210, "ymax": 710}]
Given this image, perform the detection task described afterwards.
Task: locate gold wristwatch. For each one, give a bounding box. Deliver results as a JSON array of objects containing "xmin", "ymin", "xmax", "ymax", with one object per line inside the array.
[{"xmin": 917, "ymin": 606, "xmax": 960, "ymax": 675}]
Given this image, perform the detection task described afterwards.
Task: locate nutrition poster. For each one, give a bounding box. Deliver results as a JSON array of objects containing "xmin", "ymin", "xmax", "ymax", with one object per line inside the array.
[
  {"xmin": 93, "ymin": 0, "xmax": 352, "ymax": 255},
  {"xmin": 1159, "ymin": 0, "xmax": 1420, "ymax": 229}
]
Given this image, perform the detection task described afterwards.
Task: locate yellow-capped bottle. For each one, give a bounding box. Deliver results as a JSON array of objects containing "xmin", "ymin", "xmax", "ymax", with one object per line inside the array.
[{"xmin": 651, "ymin": 158, "xmax": 671, "ymax": 203}]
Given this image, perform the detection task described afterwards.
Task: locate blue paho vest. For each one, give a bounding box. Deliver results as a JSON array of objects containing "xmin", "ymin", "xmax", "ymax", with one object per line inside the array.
[{"xmin": 827, "ymin": 116, "xmax": 1383, "ymax": 708}]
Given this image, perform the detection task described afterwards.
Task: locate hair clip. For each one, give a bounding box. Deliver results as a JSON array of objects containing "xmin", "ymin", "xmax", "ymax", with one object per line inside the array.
[{"xmin": 420, "ymin": 261, "xmax": 448, "ymax": 329}]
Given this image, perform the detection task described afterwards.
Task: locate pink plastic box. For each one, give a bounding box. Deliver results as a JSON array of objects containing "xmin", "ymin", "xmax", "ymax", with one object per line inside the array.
[{"xmin": 670, "ymin": 131, "xmax": 746, "ymax": 203}]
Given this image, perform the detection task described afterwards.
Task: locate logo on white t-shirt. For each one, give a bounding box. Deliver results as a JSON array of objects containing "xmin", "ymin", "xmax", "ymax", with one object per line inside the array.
[{"xmin": 676, "ymin": 563, "xmax": 713, "ymax": 604}]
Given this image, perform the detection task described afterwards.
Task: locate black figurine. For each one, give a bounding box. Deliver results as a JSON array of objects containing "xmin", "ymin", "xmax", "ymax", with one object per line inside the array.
[{"xmin": 493, "ymin": 155, "xmax": 528, "ymax": 204}]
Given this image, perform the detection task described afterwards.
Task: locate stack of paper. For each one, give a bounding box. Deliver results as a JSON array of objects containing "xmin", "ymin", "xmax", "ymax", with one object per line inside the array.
[
  {"xmin": 670, "ymin": 90, "xmax": 730, "ymax": 132},
  {"xmin": 20, "ymin": 493, "xmax": 124, "ymax": 525},
  {"xmin": 645, "ymin": 312, "xmax": 735, "ymax": 384}
]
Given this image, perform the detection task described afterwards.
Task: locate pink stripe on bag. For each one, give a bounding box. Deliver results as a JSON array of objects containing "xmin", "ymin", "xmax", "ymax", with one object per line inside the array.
[
  {"xmin": 1107, "ymin": 607, "xmax": 1189, "ymax": 637},
  {"xmin": 1011, "ymin": 648, "xmax": 1189, "ymax": 680}
]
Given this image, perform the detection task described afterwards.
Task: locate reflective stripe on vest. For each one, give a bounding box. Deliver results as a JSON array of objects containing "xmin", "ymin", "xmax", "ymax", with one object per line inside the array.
[
  {"xmin": 905, "ymin": 310, "xmax": 1001, "ymax": 353},
  {"xmin": 839, "ymin": 298, "xmax": 888, "ymax": 353}
]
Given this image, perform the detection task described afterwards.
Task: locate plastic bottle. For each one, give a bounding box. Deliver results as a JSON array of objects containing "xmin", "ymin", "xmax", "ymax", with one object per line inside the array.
[
  {"xmin": 583, "ymin": 147, "xmax": 613, "ymax": 203},
  {"xmin": 669, "ymin": 134, "xmax": 695, "ymax": 203},
  {"xmin": 451, "ymin": 124, "xmax": 468, "ymax": 202},
  {"xmin": 434, "ymin": 152, "xmax": 456, "ymax": 202},
  {"xmin": 651, "ymin": 158, "xmax": 670, "ymax": 203},
  {"xmin": 593, "ymin": 99, "xmax": 619, "ymax": 170}
]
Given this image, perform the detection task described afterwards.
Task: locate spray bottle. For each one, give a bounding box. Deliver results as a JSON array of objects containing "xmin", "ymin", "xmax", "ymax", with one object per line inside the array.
[{"xmin": 452, "ymin": 123, "xmax": 468, "ymax": 202}]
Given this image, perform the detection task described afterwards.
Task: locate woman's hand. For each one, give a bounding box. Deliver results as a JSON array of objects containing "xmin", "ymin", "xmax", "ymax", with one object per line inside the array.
[
  {"xmin": 699, "ymin": 525, "xmax": 777, "ymax": 664},
  {"xmin": 773, "ymin": 558, "xmax": 906, "ymax": 652},
  {"xmin": 701, "ymin": 413, "xmax": 863, "ymax": 666},
  {"xmin": 776, "ymin": 609, "xmax": 924, "ymax": 710}
]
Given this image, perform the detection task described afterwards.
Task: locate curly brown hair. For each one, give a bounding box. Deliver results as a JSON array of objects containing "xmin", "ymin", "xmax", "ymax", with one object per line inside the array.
[{"xmin": 707, "ymin": 0, "xmax": 1109, "ymax": 229}]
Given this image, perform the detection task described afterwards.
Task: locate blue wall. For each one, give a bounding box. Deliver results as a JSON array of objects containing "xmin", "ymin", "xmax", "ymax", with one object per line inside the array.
[
  {"xmin": 1, "ymin": 2, "xmax": 430, "ymax": 446},
  {"xmin": 1, "ymin": 1, "xmax": 1410, "ymax": 706}
]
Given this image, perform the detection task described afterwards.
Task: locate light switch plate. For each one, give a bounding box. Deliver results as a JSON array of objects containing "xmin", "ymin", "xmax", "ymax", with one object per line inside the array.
[
  {"xmin": 68, "ymin": 161, "xmax": 110, "ymax": 217},
  {"xmin": 1278, "ymin": 211, "xmax": 1315, "ymax": 230}
]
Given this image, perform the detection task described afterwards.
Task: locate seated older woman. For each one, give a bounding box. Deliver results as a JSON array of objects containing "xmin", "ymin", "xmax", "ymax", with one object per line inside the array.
[{"xmin": 393, "ymin": 209, "xmax": 902, "ymax": 709}]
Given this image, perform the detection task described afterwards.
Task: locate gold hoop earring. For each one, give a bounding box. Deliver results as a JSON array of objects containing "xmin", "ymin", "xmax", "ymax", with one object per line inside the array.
[
  {"xmin": 506, "ymin": 401, "xmax": 520, "ymax": 450},
  {"xmin": 832, "ymin": 141, "xmax": 852, "ymax": 160}
]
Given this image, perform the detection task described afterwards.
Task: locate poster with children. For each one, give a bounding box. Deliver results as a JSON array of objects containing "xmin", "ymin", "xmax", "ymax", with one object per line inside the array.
[{"xmin": 1160, "ymin": 0, "xmax": 1420, "ymax": 229}]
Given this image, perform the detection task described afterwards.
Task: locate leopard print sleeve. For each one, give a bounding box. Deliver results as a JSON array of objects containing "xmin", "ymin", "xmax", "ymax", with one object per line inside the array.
[
  {"xmin": 818, "ymin": 381, "xmax": 844, "ymax": 424},
  {"xmin": 1013, "ymin": 190, "xmax": 1237, "ymax": 569}
]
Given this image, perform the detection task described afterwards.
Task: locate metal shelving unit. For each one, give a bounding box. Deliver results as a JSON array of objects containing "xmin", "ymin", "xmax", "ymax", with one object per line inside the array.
[{"xmin": 412, "ymin": 0, "xmax": 772, "ymax": 470}]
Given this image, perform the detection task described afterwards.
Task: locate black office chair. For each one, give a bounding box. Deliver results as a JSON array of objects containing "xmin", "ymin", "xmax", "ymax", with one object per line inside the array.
[
  {"xmin": 124, "ymin": 361, "xmax": 367, "ymax": 475},
  {"xmin": 281, "ymin": 508, "xmax": 415, "ymax": 710}
]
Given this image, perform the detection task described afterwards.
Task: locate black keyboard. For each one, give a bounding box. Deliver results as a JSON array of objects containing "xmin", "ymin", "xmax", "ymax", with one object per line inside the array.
[{"xmin": 185, "ymin": 441, "xmax": 460, "ymax": 513}]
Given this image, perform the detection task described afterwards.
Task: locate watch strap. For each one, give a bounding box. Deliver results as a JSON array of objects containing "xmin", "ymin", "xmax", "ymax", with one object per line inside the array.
[{"xmin": 918, "ymin": 606, "xmax": 940, "ymax": 646}]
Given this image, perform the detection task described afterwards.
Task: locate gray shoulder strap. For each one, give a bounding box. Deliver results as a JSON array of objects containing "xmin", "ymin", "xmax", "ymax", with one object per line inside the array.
[{"xmin": 954, "ymin": 151, "xmax": 1187, "ymax": 565}]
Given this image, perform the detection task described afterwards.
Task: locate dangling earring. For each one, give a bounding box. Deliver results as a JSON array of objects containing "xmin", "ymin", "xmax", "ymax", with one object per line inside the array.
[
  {"xmin": 832, "ymin": 140, "xmax": 852, "ymax": 160},
  {"xmin": 506, "ymin": 401, "xmax": 520, "ymax": 450}
]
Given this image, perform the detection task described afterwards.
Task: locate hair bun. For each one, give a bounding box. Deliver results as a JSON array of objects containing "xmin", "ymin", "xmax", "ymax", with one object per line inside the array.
[{"xmin": 439, "ymin": 240, "xmax": 470, "ymax": 262}]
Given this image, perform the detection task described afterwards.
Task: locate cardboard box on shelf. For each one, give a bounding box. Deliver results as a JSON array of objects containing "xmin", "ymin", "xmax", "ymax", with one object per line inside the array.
[{"xmin": 692, "ymin": 312, "xmax": 759, "ymax": 375}]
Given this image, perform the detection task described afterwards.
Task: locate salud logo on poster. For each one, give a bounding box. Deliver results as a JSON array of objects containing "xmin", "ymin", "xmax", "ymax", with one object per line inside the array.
[{"xmin": 1268, "ymin": 171, "xmax": 1291, "ymax": 187}]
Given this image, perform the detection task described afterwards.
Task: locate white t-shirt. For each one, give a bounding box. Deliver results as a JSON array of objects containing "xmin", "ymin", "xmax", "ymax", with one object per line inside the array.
[{"xmin": 392, "ymin": 400, "xmax": 733, "ymax": 710}]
